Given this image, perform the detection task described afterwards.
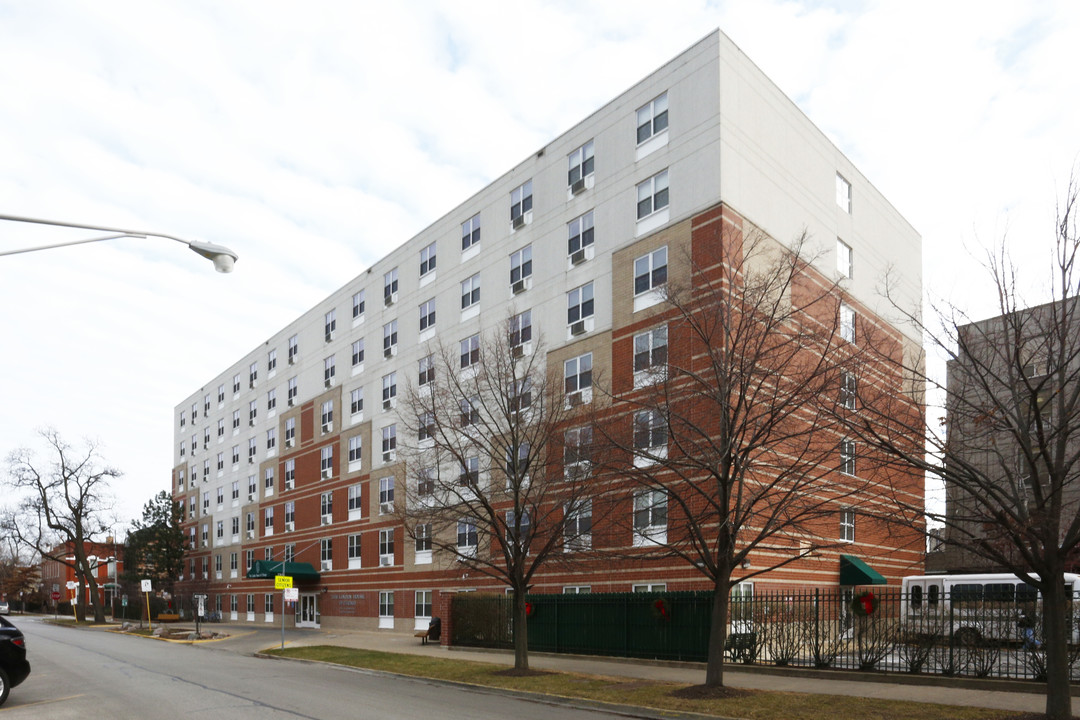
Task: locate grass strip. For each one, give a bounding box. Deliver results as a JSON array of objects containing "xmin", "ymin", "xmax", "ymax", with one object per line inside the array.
[{"xmin": 264, "ymin": 645, "xmax": 1023, "ymax": 720}]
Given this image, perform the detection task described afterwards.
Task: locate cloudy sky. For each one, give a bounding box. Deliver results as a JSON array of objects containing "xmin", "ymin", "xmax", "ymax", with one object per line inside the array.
[{"xmin": 1, "ymin": 1, "xmax": 1077, "ymax": 529}]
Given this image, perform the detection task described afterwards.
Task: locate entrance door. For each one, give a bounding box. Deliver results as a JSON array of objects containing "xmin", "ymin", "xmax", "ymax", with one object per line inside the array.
[{"xmin": 297, "ymin": 593, "xmax": 320, "ymax": 628}]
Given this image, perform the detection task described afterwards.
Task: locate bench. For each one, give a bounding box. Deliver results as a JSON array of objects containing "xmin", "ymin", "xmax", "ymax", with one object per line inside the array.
[
  {"xmin": 414, "ymin": 629, "xmax": 430, "ymax": 645},
  {"xmin": 156, "ymin": 613, "xmax": 181, "ymax": 622}
]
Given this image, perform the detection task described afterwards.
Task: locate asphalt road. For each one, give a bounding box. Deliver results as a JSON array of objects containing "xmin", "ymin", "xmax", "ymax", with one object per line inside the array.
[{"xmin": 1, "ymin": 618, "xmax": 618, "ymax": 719}]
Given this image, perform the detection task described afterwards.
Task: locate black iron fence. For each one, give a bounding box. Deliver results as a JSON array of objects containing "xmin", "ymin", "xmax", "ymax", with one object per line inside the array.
[{"xmin": 450, "ymin": 588, "xmax": 1080, "ymax": 680}]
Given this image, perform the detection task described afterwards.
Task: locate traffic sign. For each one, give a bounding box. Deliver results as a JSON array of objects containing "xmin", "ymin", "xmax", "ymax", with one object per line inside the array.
[
  {"xmin": 65, "ymin": 581, "xmax": 77, "ymax": 590},
  {"xmin": 141, "ymin": 579, "xmax": 152, "ymax": 592},
  {"xmin": 274, "ymin": 575, "xmax": 293, "ymax": 590},
  {"xmin": 283, "ymin": 587, "xmax": 298, "ymax": 602},
  {"xmin": 50, "ymin": 591, "xmax": 60, "ymax": 601}
]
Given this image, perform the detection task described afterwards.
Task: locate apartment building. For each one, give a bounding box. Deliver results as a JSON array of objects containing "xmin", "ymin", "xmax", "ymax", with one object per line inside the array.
[{"xmin": 172, "ymin": 29, "xmax": 924, "ymax": 630}]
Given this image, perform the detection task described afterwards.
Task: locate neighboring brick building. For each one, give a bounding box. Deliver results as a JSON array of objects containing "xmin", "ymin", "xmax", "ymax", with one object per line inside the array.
[
  {"xmin": 39, "ymin": 539, "xmax": 123, "ymax": 609},
  {"xmin": 172, "ymin": 29, "xmax": 924, "ymax": 630}
]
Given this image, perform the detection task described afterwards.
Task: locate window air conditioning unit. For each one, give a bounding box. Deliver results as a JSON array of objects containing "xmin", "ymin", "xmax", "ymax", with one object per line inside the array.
[
  {"xmin": 201, "ymin": 540, "xmax": 207, "ymax": 548},
  {"xmin": 571, "ymin": 178, "xmax": 586, "ymax": 195},
  {"xmin": 321, "ymin": 560, "xmax": 332, "ymax": 571},
  {"xmin": 571, "ymin": 249, "xmax": 587, "ymax": 266},
  {"xmin": 383, "ymin": 399, "xmax": 392, "ymax": 411},
  {"xmin": 287, "ymin": 397, "xmax": 295, "ymax": 407},
  {"xmin": 321, "ymin": 517, "xmax": 330, "ymax": 526},
  {"xmin": 567, "ymin": 391, "xmax": 583, "ymax": 407},
  {"xmin": 325, "ymin": 332, "xmax": 334, "ymax": 343},
  {"xmin": 382, "ymin": 451, "xmax": 394, "ymax": 463},
  {"xmin": 384, "ymin": 346, "xmax": 396, "ymax": 359},
  {"xmin": 379, "ymin": 556, "xmax": 391, "ymax": 567},
  {"xmin": 570, "ymin": 321, "xmax": 586, "ymax": 336},
  {"xmin": 288, "ymin": 354, "xmax": 296, "ymax": 365},
  {"xmin": 246, "ymin": 530, "xmax": 254, "ymax": 539},
  {"xmin": 285, "ymin": 438, "xmax": 293, "ymax": 448},
  {"xmin": 511, "ymin": 279, "xmax": 526, "ymax": 295},
  {"xmin": 384, "ymin": 293, "xmax": 395, "ymax": 307},
  {"xmin": 249, "ymin": 419, "xmax": 255, "ymax": 427},
  {"xmin": 285, "ymin": 521, "xmax": 294, "ymax": 532},
  {"xmin": 511, "ymin": 345, "xmax": 524, "ymax": 359},
  {"xmin": 324, "ymin": 378, "xmax": 333, "ymax": 388},
  {"xmin": 248, "ymin": 493, "xmax": 256, "ymax": 501},
  {"xmin": 321, "ymin": 468, "xmax": 331, "ymax": 479},
  {"xmin": 322, "ymin": 422, "xmax": 333, "ymax": 433},
  {"xmin": 380, "ymin": 502, "xmax": 393, "ymax": 514},
  {"xmin": 512, "ymin": 214, "xmax": 525, "ymax": 230},
  {"xmin": 249, "ymin": 380, "xmax": 256, "ymax": 389},
  {"xmin": 248, "ymin": 457, "xmax": 254, "ymax": 465}
]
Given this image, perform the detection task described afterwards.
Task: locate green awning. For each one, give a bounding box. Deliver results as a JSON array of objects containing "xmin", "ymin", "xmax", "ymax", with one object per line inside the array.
[
  {"xmin": 839, "ymin": 554, "xmax": 887, "ymax": 586},
  {"xmin": 246, "ymin": 560, "xmax": 321, "ymax": 582}
]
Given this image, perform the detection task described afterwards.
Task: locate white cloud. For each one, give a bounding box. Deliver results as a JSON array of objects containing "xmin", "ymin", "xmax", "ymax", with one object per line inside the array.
[{"xmin": 0, "ymin": 0, "xmax": 1077, "ymax": 527}]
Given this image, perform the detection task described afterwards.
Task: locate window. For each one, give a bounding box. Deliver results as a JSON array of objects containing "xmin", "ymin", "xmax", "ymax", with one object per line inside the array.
[
  {"xmin": 839, "ymin": 439, "xmax": 857, "ymax": 476},
  {"xmin": 381, "ymin": 372, "xmax": 397, "ymax": 409},
  {"xmin": 267, "ymin": 389, "xmax": 277, "ymax": 412},
  {"xmin": 510, "ymin": 180, "xmax": 532, "ymax": 226},
  {"xmin": 217, "ymin": 486, "xmax": 225, "ymax": 506},
  {"xmin": 379, "ymin": 590, "xmax": 394, "ymax": 622},
  {"xmin": 633, "ymin": 583, "xmax": 667, "ymax": 593},
  {"xmin": 379, "ymin": 529, "xmax": 394, "ymax": 565},
  {"xmin": 352, "ymin": 339, "xmax": 365, "ymax": 367},
  {"xmin": 284, "ymin": 544, "xmax": 295, "ymax": 562},
  {"xmin": 633, "ymin": 489, "xmax": 667, "ymax": 546},
  {"xmin": 840, "ymin": 372, "xmax": 857, "ymax": 411},
  {"xmin": 205, "ymin": 393, "xmax": 212, "ymax": 413},
  {"xmin": 460, "ymin": 334, "xmax": 480, "ymax": 369},
  {"xmin": 383, "ymin": 320, "xmax": 398, "ymax": 356},
  {"xmin": 232, "ymin": 375, "xmax": 241, "ymax": 395},
  {"xmin": 460, "ymin": 397, "xmax": 479, "ymax": 427},
  {"xmin": 231, "ymin": 515, "xmax": 240, "ymax": 536},
  {"xmin": 419, "ymin": 298, "xmax": 436, "ymax": 331},
  {"xmin": 192, "ymin": 433, "xmax": 198, "ymax": 453},
  {"xmin": 180, "ymin": 410, "xmax": 186, "ymax": 428},
  {"xmin": 264, "ymin": 506, "xmax": 274, "ymax": 531},
  {"xmin": 268, "ymin": 349, "xmax": 277, "ymax": 373},
  {"xmin": 836, "ymin": 173, "xmax": 851, "ymax": 213},
  {"xmin": 457, "ymin": 519, "xmax": 478, "ymax": 557},
  {"xmin": 320, "ymin": 446, "xmax": 334, "ymax": 477},
  {"xmin": 837, "ymin": 238, "xmax": 853, "ymax": 278},
  {"xmin": 266, "ymin": 427, "xmax": 276, "ymax": 451},
  {"xmin": 321, "ymin": 492, "xmax": 333, "ymax": 522},
  {"xmin": 321, "ymin": 400, "xmax": 334, "ymax": 431},
  {"xmin": 634, "ymin": 247, "xmax": 667, "ymax": 296},
  {"xmin": 191, "ymin": 401, "xmax": 198, "ymax": 421},
  {"xmin": 381, "ymin": 425, "xmax": 397, "ymax": 462},
  {"xmin": 288, "ymin": 334, "xmax": 298, "ymax": 364},
  {"xmin": 840, "ymin": 509, "xmax": 855, "ymax": 542},
  {"xmin": 840, "ymin": 303, "xmax": 856, "ymax": 343},
  {"xmin": 509, "ymin": 310, "xmax": 531, "ymax": 351},
  {"xmin": 564, "ymin": 499, "xmax": 592, "ymax": 551},
  {"xmin": 461, "ymin": 273, "xmax": 480, "ymax": 310},
  {"xmin": 216, "ymin": 452, "xmax": 225, "ymax": 471},
  {"xmin": 460, "ymin": 456, "xmax": 479, "ymax": 488},
  {"xmin": 352, "ymin": 290, "xmax": 365, "ymax": 319},
  {"xmin": 203, "ymin": 492, "xmax": 210, "ymax": 512},
  {"xmin": 348, "ymin": 435, "xmax": 362, "ymax": 464},
  {"xmin": 633, "ymin": 409, "xmax": 667, "ymax": 464},
  {"xmin": 323, "ymin": 355, "xmax": 336, "ymax": 385},
  {"xmin": 567, "ymin": 282, "xmax": 594, "ymax": 325},
  {"xmin": 420, "ymin": 242, "xmax": 436, "ymax": 276},
  {"xmin": 379, "ymin": 477, "xmax": 395, "ymax": 513},
  {"xmin": 324, "ymin": 309, "xmax": 336, "ymax": 341},
  {"xmin": 568, "ymin": 211, "xmax": 594, "ymax": 256},
  {"xmin": 564, "ymin": 426, "xmax": 593, "ymax": 470},
  {"xmin": 348, "ymin": 483, "xmax": 363, "ymax": 513},
  {"xmin": 217, "ymin": 384, "xmax": 225, "ymax": 404},
  {"xmin": 287, "ymin": 377, "xmax": 298, "ymax": 405},
  {"xmin": 506, "ymin": 509, "xmax": 531, "ymax": 545},
  {"xmin": 415, "ymin": 590, "xmax": 433, "ymax": 620},
  {"xmin": 265, "ymin": 593, "xmax": 274, "ymax": 614},
  {"xmin": 383, "ymin": 267, "xmax": 399, "ymax": 302},
  {"xmin": 636, "ymin": 92, "xmax": 668, "ymax": 144},
  {"xmin": 418, "ymin": 354, "xmax": 435, "ymax": 387},
  {"xmin": 634, "ymin": 326, "xmax": 668, "ymax": 385},
  {"xmin": 247, "ymin": 401, "xmax": 257, "ymax": 426},
  {"xmin": 417, "ymin": 468, "xmax": 435, "ymax": 497},
  {"xmin": 247, "ymin": 474, "xmax": 257, "ymax": 496},
  {"xmin": 284, "ymin": 417, "xmax": 296, "ymax": 446},
  {"xmin": 231, "ymin": 481, "xmax": 241, "ymax": 502},
  {"xmin": 264, "ymin": 467, "xmax": 274, "ymax": 491},
  {"xmin": 461, "ymin": 213, "xmax": 480, "ymax": 251},
  {"xmin": 506, "ymin": 442, "xmax": 530, "ymax": 479},
  {"xmin": 563, "ymin": 586, "xmax": 591, "ymax": 594},
  {"xmin": 350, "ymin": 387, "xmax": 364, "ymax": 415},
  {"xmin": 249, "ymin": 362, "xmax": 258, "ymax": 387},
  {"xmin": 320, "ymin": 538, "xmax": 332, "ymax": 570},
  {"xmin": 415, "ymin": 523, "xmax": 432, "ymax": 553},
  {"xmin": 510, "ymin": 246, "xmax": 532, "ymax": 286},
  {"xmin": 636, "ymin": 170, "xmax": 669, "ymax": 220},
  {"xmin": 232, "ymin": 443, "xmax": 242, "ymax": 464},
  {"xmin": 418, "ymin": 412, "xmax": 435, "ymax": 442},
  {"xmin": 568, "ymin": 140, "xmax": 594, "ymax": 187},
  {"xmin": 348, "ymin": 534, "xmax": 362, "ymax": 568},
  {"xmin": 180, "ymin": 440, "xmax": 186, "ymax": 458},
  {"xmin": 564, "ymin": 353, "xmax": 592, "ymax": 397}
]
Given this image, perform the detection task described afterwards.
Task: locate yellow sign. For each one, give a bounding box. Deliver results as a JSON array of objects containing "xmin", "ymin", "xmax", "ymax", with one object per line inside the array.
[{"xmin": 274, "ymin": 575, "xmax": 293, "ymax": 590}]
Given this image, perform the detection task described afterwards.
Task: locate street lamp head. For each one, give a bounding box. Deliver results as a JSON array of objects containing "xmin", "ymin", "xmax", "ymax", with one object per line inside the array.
[{"xmin": 188, "ymin": 240, "xmax": 238, "ymax": 273}]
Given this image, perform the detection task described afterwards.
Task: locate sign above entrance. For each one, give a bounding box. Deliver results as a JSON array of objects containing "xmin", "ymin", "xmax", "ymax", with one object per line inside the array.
[{"xmin": 274, "ymin": 575, "xmax": 293, "ymax": 590}]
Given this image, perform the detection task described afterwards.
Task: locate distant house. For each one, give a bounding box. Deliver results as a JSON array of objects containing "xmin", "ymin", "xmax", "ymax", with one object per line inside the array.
[{"xmin": 39, "ymin": 539, "xmax": 124, "ymax": 609}]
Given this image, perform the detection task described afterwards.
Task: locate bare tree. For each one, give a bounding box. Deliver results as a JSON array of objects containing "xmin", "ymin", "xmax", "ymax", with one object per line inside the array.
[
  {"xmin": 1, "ymin": 429, "xmax": 118, "ymax": 623},
  {"xmin": 596, "ymin": 226, "xmax": 908, "ymax": 688},
  {"xmin": 853, "ymin": 179, "xmax": 1080, "ymax": 719},
  {"xmin": 399, "ymin": 322, "xmax": 596, "ymax": 671}
]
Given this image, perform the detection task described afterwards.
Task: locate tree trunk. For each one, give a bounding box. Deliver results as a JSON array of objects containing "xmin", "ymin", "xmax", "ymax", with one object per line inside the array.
[
  {"xmin": 86, "ymin": 574, "xmax": 106, "ymax": 623},
  {"xmin": 704, "ymin": 572, "xmax": 731, "ymax": 687},
  {"xmin": 1042, "ymin": 575, "xmax": 1072, "ymax": 720},
  {"xmin": 513, "ymin": 586, "xmax": 529, "ymax": 670}
]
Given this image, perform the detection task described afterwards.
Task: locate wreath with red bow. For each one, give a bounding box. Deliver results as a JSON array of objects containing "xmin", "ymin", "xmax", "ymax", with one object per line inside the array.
[
  {"xmin": 652, "ymin": 597, "xmax": 671, "ymax": 622},
  {"xmin": 525, "ymin": 601, "xmax": 535, "ymax": 618},
  {"xmin": 851, "ymin": 590, "xmax": 878, "ymax": 617}
]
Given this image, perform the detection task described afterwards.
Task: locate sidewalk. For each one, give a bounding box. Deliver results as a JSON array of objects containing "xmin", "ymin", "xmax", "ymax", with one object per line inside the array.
[{"xmin": 256, "ymin": 624, "xmax": 1075, "ymax": 716}]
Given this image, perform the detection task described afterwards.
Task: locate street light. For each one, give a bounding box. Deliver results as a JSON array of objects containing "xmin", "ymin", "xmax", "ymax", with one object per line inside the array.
[{"xmin": 0, "ymin": 212, "xmax": 238, "ymax": 272}]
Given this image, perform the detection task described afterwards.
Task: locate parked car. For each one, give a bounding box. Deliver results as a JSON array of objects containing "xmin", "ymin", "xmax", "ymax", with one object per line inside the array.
[
  {"xmin": 0, "ymin": 602, "xmax": 9, "ymax": 615},
  {"xmin": 0, "ymin": 615, "xmax": 31, "ymax": 706}
]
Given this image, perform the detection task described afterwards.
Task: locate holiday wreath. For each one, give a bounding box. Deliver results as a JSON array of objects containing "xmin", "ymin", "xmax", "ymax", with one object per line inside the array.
[{"xmin": 851, "ymin": 590, "xmax": 878, "ymax": 616}]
